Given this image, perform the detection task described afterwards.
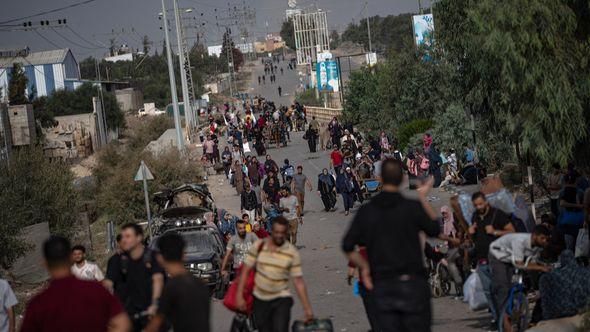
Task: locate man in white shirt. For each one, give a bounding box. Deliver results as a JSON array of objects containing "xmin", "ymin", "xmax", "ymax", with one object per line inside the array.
[
  {"xmin": 71, "ymin": 245, "xmax": 105, "ymax": 281},
  {"xmin": 0, "ymin": 277, "xmax": 17, "ymax": 332},
  {"xmin": 488, "ymin": 225, "xmax": 551, "ymax": 323},
  {"xmin": 279, "ymin": 187, "xmax": 302, "ymax": 245}
]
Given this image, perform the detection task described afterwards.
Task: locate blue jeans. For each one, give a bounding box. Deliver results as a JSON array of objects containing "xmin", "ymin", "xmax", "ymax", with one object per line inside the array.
[{"xmin": 476, "ymin": 262, "xmax": 497, "ymax": 321}]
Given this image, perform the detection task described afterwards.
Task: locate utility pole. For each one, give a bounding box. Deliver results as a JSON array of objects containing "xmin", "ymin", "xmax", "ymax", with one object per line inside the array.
[
  {"xmin": 226, "ymin": 27, "xmax": 235, "ymax": 98},
  {"xmin": 172, "ymin": 0, "xmax": 194, "ymax": 141},
  {"xmin": 365, "ymin": 1, "xmax": 372, "ymax": 53},
  {"xmin": 161, "ymin": 0, "xmax": 185, "ymax": 151}
]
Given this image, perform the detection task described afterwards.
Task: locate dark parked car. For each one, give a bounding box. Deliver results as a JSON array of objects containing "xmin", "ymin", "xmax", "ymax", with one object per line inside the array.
[{"xmin": 151, "ymin": 210, "xmax": 230, "ymax": 299}]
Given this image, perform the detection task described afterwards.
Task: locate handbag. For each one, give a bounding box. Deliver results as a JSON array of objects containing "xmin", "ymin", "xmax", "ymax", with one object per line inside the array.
[
  {"xmin": 230, "ymin": 314, "xmax": 254, "ymax": 332},
  {"xmin": 223, "ymin": 241, "xmax": 265, "ymax": 314}
]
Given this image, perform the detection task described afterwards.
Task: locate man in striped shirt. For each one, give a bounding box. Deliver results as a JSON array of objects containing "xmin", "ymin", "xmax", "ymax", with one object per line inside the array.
[{"xmin": 235, "ymin": 216, "xmax": 314, "ymax": 331}]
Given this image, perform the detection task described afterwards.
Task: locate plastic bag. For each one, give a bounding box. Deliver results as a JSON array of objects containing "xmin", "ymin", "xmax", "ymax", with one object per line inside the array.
[
  {"xmin": 463, "ymin": 272, "xmax": 488, "ymax": 311},
  {"xmin": 575, "ymin": 228, "xmax": 589, "ymax": 258},
  {"xmin": 230, "ymin": 314, "xmax": 254, "ymax": 332}
]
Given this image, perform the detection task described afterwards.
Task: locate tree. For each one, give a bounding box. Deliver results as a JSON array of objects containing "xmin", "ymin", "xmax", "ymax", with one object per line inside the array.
[
  {"xmin": 342, "ymin": 66, "xmax": 382, "ymax": 132},
  {"xmin": 8, "ymin": 63, "xmax": 28, "ymax": 105},
  {"xmin": 341, "ymin": 13, "xmax": 414, "ymax": 54},
  {"xmin": 436, "ymin": 0, "xmax": 589, "ymax": 167},
  {"xmin": 280, "ymin": 19, "xmax": 296, "ymax": 50},
  {"xmin": 93, "ymin": 115, "xmax": 202, "ymax": 223},
  {"xmin": 329, "ymin": 30, "xmax": 340, "ymax": 49},
  {"xmin": 0, "ymin": 147, "xmax": 79, "ymax": 268}
]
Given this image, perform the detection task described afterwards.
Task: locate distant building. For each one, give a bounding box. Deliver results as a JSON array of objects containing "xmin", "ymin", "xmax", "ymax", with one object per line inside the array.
[
  {"xmin": 0, "ymin": 48, "xmax": 83, "ymax": 99},
  {"xmin": 207, "ymin": 43, "xmax": 253, "ymax": 57}
]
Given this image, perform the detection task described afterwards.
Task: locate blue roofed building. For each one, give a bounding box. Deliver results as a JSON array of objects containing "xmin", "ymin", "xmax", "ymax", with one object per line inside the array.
[{"xmin": 0, "ymin": 48, "xmax": 83, "ymax": 99}]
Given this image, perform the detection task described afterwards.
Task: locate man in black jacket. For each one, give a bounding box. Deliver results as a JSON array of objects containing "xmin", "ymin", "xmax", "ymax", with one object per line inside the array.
[
  {"xmin": 342, "ymin": 159, "xmax": 452, "ymax": 332},
  {"xmin": 241, "ymin": 183, "xmax": 258, "ymax": 223}
]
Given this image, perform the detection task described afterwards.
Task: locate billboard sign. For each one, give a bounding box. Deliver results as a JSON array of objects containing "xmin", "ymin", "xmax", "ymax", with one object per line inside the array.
[
  {"xmin": 412, "ymin": 14, "xmax": 435, "ymax": 48},
  {"xmin": 316, "ymin": 60, "xmax": 339, "ymax": 92}
]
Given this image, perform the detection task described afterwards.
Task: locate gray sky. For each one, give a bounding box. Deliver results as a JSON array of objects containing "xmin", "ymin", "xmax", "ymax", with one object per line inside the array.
[{"xmin": 1, "ymin": 0, "xmax": 421, "ymax": 59}]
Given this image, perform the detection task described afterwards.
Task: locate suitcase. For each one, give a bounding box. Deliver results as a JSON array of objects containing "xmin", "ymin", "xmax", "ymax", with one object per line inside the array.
[{"xmin": 291, "ymin": 318, "xmax": 333, "ymax": 332}]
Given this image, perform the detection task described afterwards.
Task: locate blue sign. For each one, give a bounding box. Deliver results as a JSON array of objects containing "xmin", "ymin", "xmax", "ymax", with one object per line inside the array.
[
  {"xmin": 412, "ymin": 14, "xmax": 435, "ymax": 47},
  {"xmin": 316, "ymin": 60, "xmax": 339, "ymax": 92}
]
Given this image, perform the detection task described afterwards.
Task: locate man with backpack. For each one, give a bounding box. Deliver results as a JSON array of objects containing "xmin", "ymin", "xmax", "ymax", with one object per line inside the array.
[{"xmin": 104, "ymin": 223, "xmax": 165, "ymax": 332}]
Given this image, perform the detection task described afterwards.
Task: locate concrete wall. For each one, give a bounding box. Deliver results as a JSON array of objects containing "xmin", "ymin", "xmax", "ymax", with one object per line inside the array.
[
  {"xmin": 115, "ymin": 88, "xmax": 143, "ymax": 112},
  {"xmin": 8, "ymin": 104, "xmax": 36, "ymax": 146},
  {"xmin": 304, "ymin": 106, "xmax": 343, "ymax": 124}
]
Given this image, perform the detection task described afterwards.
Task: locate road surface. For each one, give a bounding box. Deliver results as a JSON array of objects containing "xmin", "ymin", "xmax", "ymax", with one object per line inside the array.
[{"xmin": 206, "ymin": 59, "xmax": 491, "ymax": 331}]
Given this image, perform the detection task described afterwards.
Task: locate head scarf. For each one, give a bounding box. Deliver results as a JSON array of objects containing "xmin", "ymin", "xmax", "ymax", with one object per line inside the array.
[{"xmin": 440, "ymin": 205, "xmax": 456, "ymax": 237}]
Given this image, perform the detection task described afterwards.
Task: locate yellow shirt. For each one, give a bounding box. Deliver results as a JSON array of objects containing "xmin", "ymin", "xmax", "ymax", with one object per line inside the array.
[{"xmin": 244, "ymin": 239, "xmax": 303, "ymax": 300}]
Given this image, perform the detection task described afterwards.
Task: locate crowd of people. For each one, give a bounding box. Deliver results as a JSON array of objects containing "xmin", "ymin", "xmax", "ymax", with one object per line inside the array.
[{"xmin": 3, "ymin": 87, "xmax": 590, "ymax": 332}]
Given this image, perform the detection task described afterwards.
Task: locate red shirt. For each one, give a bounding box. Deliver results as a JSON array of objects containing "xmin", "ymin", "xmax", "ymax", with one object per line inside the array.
[
  {"xmin": 330, "ymin": 151, "xmax": 343, "ymax": 167},
  {"xmin": 255, "ymin": 228, "xmax": 270, "ymax": 239},
  {"xmin": 21, "ymin": 275, "xmax": 123, "ymax": 332}
]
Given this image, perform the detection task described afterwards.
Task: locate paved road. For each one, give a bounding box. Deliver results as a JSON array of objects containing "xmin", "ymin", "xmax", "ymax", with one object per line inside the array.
[{"xmin": 206, "ymin": 60, "xmax": 491, "ymax": 331}]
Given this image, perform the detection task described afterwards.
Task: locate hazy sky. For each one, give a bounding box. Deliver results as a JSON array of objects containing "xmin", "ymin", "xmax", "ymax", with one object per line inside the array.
[{"xmin": 1, "ymin": 0, "xmax": 422, "ymax": 59}]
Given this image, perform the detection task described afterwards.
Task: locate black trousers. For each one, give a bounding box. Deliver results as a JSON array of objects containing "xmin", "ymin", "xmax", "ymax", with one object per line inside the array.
[
  {"xmin": 253, "ymin": 296, "xmax": 293, "ymax": 332},
  {"xmin": 372, "ymin": 278, "xmax": 432, "ymax": 332},
  {"xmin": 359, "ymin": 283, "xmax": 380, "ymax": 332},
  {"xmin": 489, "ymin": 254, "xmax": 514, "ymax": 319}
]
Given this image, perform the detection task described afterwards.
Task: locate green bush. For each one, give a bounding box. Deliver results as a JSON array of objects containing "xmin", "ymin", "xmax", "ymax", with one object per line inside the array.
[
  {"xmin": 0, "ymin": 147, "xmax": 78, "ymax": 268},
  {"xmin": 295, "ymin": 89, "xmax": 323, "ymax": 107},
  {"xmin": 93, "ymin": 116, "xmax": 202, "ymax": 224},
  {"xmin": 398, "ymin": 119, "xmax": 435, "ymax": 151}
]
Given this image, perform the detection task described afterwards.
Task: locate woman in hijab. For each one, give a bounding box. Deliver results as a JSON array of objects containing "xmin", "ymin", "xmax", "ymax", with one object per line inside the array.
[
  {"xmin": 233, "ymin": 160, "xmax": 246, "ymax": 196},
  {"xmin": 441, "ymin": 205, "xmax": 463, "ymax": 295},
  {"xmin": 317, "ymin": 168, "xmax": 337, "ymax": 212}
]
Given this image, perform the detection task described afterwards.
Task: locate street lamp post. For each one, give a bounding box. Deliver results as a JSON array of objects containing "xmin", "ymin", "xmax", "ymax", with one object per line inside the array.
[{"xmin": 160, "ymin": 0, "xmax": 185, "ymax": 151}]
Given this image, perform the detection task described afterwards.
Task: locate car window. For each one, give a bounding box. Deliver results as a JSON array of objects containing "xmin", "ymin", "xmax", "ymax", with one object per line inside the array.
[{"xmin": 182, "ymin": 231, "xmax": 216, "ymax": 253}]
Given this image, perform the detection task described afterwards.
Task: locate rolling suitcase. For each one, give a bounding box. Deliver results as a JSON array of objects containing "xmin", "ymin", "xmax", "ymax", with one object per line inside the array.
[{"xmin": 291, "ymin": 318, "xmax": 334, "ymax": 332}]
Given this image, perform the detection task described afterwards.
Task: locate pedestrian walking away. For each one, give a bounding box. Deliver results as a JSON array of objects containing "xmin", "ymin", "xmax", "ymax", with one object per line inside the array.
[
  {"xmin": 342, "ymin": 159, "xmax": 459, "ymax": 332},
  {"xmin": 21, "ymin": 236, "xmax": 131, "ymax": 332},
  {"xmin": 144, "ymin": 233, "xmax": 211, "ymax": 332},
  {"xmin": 235, "ymin": 216, "xmax": 314, "ymax": 332},
  {"xmin": 278, "ymin": 86, "xmax": 282, "ymax": 97}
]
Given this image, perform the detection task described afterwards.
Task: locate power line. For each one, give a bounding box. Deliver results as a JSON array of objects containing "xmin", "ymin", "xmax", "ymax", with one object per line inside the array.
[
  {"xmin": 66, "ymin": 25, "xmax": 104, "ymax": 48},
  {"xmin": 0, "ymin": 0, "xmax": 99, "ymax": 24},
  {"xmin": 50, "ymin": 26, "xmax": 101, "ymax": 49},
  {"xmin": 33, "ymin": 28, "xmax": 63, "ymax": 49}
]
